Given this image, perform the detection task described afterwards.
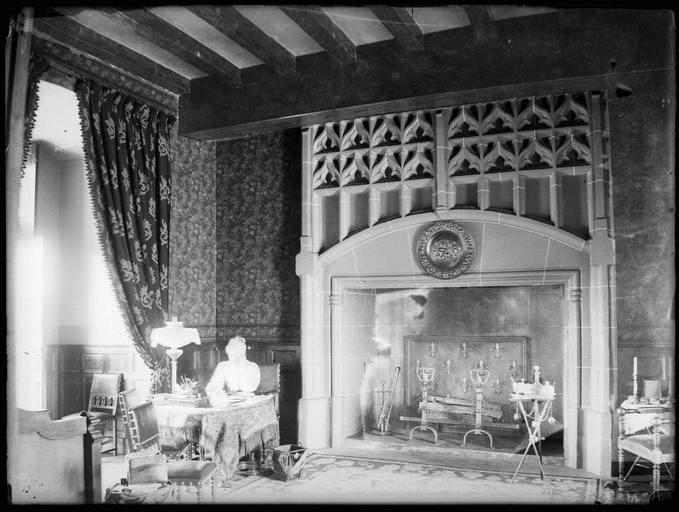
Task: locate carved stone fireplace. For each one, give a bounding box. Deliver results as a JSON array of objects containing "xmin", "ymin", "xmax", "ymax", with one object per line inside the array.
[{"xmin": 295, "ymin": 92, "xmax": 617, "ymax": 477}]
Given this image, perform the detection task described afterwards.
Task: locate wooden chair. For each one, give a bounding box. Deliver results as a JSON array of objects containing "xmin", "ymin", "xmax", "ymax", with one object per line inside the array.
[
  {"xmin": 63, "ymin": 373, "xmax": 122, "ymax": 455},
  {"xmin": 237, "ymin": 363, "xmax": 280, "ymax": 474},
  {"xmin": 118, "ymin": 389, "xmax": 218, "ymax": 503},
  {"xmin": 256, "ymin": 363, "xmax": 281, "ymax": 416},
  {"xmin": 618, "ymin": 408, "xmax": 675, "ymax": 497}
]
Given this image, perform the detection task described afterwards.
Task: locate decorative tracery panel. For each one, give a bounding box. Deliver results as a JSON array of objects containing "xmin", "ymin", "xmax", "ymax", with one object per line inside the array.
[{"xmin": 307, "ymin": 92, "xmax": 606, "ymax": 252}]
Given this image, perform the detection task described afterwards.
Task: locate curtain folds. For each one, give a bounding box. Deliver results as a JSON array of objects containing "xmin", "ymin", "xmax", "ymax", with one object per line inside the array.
[
  {"xmin": 75, "ymin": 79, "xmax": 175, "ymax": 377},
  {"xmin": 19, "ymin": 53, "xmax": 49, "ymax": 177}
]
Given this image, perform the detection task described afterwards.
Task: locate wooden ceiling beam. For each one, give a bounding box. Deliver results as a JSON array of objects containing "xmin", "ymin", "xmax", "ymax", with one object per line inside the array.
[
  {"xmin": 186, "ymin": 5, "xmax": 295, "ymax": 75},
  {"xmin": 106, "ymin": 8, "xmax": 242, "ymax": 85},
  {"xmin": 461, "ymin": 5, "xmax": 498, "ymax": 40},
  {"xmin": 31, "ymin": 36, "xmax": 178, "ymax": 113},
  {"xmin": 178, "ymin": 9, "xmax": 672, "ymax": 141},
  {"xmin": 33, "ymin": 12, "xmax": 190, "ymax": 94},
  {"xmin": 368, "ymin": 6, "xmax": 423, "ymax": 51},
  {"xmin": 280, "ymin": 6, "xmax": 357, "ymax": 64}
]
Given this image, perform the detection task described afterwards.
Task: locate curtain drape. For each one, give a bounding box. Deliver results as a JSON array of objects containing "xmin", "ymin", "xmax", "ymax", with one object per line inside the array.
[
  {"xmin": 76, "ymin": 79, "xmax": 174, "ymax": 384},
  {"xmin": 19, "ymin": 53, "xmax": 48, "ymax": 177}
]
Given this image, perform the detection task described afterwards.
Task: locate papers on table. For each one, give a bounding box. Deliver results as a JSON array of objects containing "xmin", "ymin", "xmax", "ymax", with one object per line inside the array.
[{"xmin": 209, "ymin": 393, "xmax": 272, "ymax": 409}]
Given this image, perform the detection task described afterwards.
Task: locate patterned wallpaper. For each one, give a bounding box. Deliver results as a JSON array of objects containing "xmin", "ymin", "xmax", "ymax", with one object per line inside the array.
[
  {"xmin": 168, "ymin": 130, "xmax": 217, "ymax": 334},
  {"xmin": 216, "ymin": 130, "xmax": 301, "ymax": 340}
]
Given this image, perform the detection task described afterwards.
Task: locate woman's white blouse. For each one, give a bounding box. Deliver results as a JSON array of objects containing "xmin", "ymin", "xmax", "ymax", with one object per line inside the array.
[{"xmin": 205, "ymin": 360, "xmax": 261, "ymax": 397}]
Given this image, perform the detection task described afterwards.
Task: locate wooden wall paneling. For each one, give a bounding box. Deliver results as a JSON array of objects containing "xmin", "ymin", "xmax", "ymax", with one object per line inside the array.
[
  {"xmin": 60, "ymin": 375, "xmax": 82, "ymax": 418},
  {"xmin": 52, "ymin": 345, "xmax": 141, "ymax": 419},
  {"xmin": 46, "ymin": 346, "xmax": 59, "ymax": 418},
  {"xmin": 268, "ymin": 344, "xmax": 301, "ymax": 443},
  {"xmin": 191, "ymin": 343, "xmax": 221, "ymax": 390}
]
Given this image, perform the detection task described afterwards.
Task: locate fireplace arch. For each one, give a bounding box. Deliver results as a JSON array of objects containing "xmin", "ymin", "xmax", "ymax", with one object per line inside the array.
[{"xmin": 296, "ymin": 92, "xmax": 616, "ymax": 477}]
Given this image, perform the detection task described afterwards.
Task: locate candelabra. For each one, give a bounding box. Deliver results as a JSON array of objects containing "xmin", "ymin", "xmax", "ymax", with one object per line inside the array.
[
  {"xmin": 408, "ymin": 366, "xmax": 438, "ymax": 444},
  {"xmin": 462, "ymin": 360, "xmax": 494, "ymax": 449}
]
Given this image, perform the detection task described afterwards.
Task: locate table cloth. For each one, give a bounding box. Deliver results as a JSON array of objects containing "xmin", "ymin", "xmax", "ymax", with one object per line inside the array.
[{"xmin": 155, "ymin": 394, "xmax": 279, "ymax": 479}]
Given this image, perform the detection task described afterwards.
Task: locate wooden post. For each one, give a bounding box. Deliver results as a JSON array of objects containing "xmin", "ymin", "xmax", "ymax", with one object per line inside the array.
[{"xmin": 83, "ymin": 413, "xmax": 103, "ymax": 504}]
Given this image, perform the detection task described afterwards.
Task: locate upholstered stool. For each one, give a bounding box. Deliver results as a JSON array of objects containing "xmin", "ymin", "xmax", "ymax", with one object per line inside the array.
[{"xmin": 167, "ymin": 460, "xmax": 218, "ymax": 503}]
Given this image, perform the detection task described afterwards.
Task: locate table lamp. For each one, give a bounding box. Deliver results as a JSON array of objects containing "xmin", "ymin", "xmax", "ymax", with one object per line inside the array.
[{"xmin": 150, "ymin": 316, "xmax": 200, "ymax": 394}]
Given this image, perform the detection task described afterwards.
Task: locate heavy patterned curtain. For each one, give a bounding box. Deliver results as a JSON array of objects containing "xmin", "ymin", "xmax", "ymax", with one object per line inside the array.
[
  {"xmin": 10, "ymin": 51, "xmax": 48, "ymax": 177},
  {"xmin": 75, "ymin": 79, "xmax": 174, "ymax": 383}
]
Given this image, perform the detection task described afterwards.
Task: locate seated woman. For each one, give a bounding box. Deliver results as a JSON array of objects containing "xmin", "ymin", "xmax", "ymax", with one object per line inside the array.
[{"xmin": 205, "ymin": 336, "xmax": 261, "ymax": 407}]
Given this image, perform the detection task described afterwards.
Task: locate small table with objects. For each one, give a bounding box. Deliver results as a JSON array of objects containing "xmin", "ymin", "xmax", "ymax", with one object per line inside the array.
[
  {"xmin": 153, "ymin": 393, "xmax": 279, "ymax": 480},
  {"xmin": 508, "ymin": 368, "xmax": 557, "ymax": 488}
]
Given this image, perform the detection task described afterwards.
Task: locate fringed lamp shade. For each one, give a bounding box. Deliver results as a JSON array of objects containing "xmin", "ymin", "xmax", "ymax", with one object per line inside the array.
[{"xmin": 150, "ymin": 317, "xmax": 200, "ymax": 394}]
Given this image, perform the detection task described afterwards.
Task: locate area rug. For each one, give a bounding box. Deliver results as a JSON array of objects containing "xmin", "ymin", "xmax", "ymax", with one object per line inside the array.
[{"xmin": 210, "ymin": 454, "xmax": 601, "ymax": 504}]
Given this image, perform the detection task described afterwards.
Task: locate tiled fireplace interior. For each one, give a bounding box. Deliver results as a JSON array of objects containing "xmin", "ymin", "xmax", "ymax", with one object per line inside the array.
[{"xmin": 338, "ymin": 285, "xmax": 565, "ymax": 456}]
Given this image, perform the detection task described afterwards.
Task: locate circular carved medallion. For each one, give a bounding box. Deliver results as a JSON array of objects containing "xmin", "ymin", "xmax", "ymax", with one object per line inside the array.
[{"xmin": 416, "ymin": 221, "xmax": 475, "ymax": 279}]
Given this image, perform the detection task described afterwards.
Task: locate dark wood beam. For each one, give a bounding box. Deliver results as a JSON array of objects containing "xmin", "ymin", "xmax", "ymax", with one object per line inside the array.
[
  {"xmin": 31, "ymin": 36, "xmax": 178, "ymax": 113},
  {"xmin": 368, "ymin": 6, "xmax": 423, "ymax": 51},
  {"xmin": 102, "ymin": 8, "xmax": 241, "ymax": 84},
  {"xmin": 33, "ymin": 14, "xmax": 190, "ymax": 94},
  {"xmin": 280, "ymin": 6, "xmax": 356, "ymax": 64},
  {"xmin": 462, "ymin": 5, "xmax": 497, "ymax": 40},
  {"xmin": 178, "ymin": 9, "xmax": 673, "ymax": 141},
  {"xmin": 186, "ymin": 5, "xmax": 295, "ymax": 75}
]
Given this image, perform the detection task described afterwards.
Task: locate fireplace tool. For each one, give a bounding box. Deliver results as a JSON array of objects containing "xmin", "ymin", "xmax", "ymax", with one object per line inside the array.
[
  {"xmin": 461, "ymin": 360, "xmax": 495, "ymax": 449},
  {"xmin": 408, "ymin": 366, "xmax": 438, "ymax": 444},
  {"xmin": 374, "ymin": 366, "xmax": 401, "ymax": 436}
]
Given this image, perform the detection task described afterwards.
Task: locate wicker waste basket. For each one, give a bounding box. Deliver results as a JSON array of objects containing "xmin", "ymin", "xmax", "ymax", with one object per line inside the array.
[{"xmin": 272, "ymin": 444, "xmax": 309, "ymax": 481}]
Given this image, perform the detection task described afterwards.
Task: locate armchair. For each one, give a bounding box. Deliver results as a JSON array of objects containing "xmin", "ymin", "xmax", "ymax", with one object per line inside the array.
[
  {"xmin": 618, "ymin": 406, "xmax": 675, "ymax": 497},
  {"xmin": 118, "ymin": 389, "xmax": 218, "ymax": 503}
]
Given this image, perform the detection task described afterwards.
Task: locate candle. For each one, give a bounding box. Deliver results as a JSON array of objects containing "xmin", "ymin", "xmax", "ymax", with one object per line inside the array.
[{"xmin": 633, "ymin": 357, "xmax": 637, "ymax": 375}]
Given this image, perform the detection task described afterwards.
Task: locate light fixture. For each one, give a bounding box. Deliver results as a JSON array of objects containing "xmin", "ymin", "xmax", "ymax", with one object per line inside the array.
[{"xmin": 150, "ymin": 316, "xmax": 200, "ymax": 395}]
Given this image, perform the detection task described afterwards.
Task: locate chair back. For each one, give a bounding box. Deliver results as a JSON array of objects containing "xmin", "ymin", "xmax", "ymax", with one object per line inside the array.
[
  {"xmin": 88, "ymin": 373, "xmax": 123, "ymax": 415},
  {"xmin": 256, "ymin": 363, "xmax": 280, "ymax": 394},
  {"xmin": 118, "ymin": 389, "xmax": 161, "ymax": 454}
]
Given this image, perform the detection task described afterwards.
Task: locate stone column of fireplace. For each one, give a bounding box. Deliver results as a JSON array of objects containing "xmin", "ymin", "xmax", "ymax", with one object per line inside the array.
[
  {"xmin": 580, "ymin": 92, "xmax": 616, "ymax": 477},
  {"xmin": 564, "ymin": 284, "xmax": 583, "ymax": 469},
  {"xmin": 297, "ymin": 128, "xmax": 331, "ymax": 449}
]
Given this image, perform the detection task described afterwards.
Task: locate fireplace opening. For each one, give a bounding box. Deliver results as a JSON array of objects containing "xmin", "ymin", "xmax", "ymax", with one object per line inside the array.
[{"xmin": 337, "ymin": 285, "xmax": 566, "ymax": 459}]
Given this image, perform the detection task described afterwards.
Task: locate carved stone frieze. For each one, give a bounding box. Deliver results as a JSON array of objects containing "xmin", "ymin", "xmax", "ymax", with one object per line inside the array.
[{"xmin": 306, "ymin": 91, "xmax": 604, "ymax": 252}]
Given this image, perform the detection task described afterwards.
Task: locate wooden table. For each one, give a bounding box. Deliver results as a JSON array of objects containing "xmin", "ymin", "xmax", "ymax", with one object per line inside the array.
[{"xmin": 154, "ymin": 394, "xmax": 279, "ymax": 479}]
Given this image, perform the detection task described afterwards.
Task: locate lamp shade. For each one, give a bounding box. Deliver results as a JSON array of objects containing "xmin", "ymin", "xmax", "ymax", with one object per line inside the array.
[{"xmin": 150, "ymin": 318, "xmax": 201, "ymax": 349}]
